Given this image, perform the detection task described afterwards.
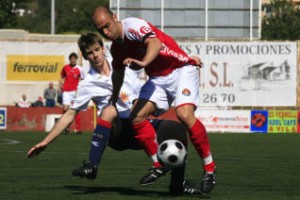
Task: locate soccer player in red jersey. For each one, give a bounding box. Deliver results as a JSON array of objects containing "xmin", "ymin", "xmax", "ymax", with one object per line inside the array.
[
  {"xmin": 60, "ymin": 52, "xmax": 83, "ymax": 134},
  {"xmin": 27, "ymin": 32, "xmax": 203, "ymax": 195},
  {"xmin": 92, "ymin": 7, "xmax": 216, "ymax": 193}
]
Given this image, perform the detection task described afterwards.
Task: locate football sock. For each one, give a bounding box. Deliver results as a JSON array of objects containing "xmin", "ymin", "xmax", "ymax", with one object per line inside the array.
[
  {"xmin": 89, "ymin": 118, "xmax": 112, "ymax": 167},
  {"xmin": 75, "ymin": 113, "xmax": 81, "ymax": 131},
  {"xmin": 132, "ymin": 119, "xmax": 161, "ymax": 167},
  {"xmin": 203, "ymin": 161, "xmax": 216, "ymax": 173},
  {"xmin": 188, "ymin": 119, "xmax": 216, "ymax": 172},
  {"xmin": 153, "ymin": 161, "xmax": 161, "ymax": 168},
  {"xmin": 151, "ymin": 154, "xmax": 160, "ymax": 166}
]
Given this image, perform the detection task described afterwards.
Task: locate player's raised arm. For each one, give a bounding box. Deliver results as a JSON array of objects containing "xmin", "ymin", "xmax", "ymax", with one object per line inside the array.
[
  {"xmin": 27, "ymin": 109, "xmax": 78, "ymax": 158},
  {"xmin": 142, "ymin": 37, "xmax": 162, "ymax": 66},
  {"xmin": 123, "ymin": 37, "xmax": 162, "ymax": 68}
]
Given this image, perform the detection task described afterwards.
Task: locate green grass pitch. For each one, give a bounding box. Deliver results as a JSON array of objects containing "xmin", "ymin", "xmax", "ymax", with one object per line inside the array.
[{"xmin": 0, "ymin": 131, "xmax": 300, "ymax": 200}]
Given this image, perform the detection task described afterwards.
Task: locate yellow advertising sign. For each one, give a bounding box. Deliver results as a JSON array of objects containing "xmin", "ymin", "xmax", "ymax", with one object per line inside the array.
[
  {"xmin": 7, "ymin": 55, "xmax": 64, "ymax": 81},
  {"xmin": 268, "ymin": 110, "xmax": 297, "ymax": 133}
]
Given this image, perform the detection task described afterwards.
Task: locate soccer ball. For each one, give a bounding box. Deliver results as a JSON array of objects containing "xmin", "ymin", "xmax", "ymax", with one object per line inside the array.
[{"xmin": 157, "ymin": 139, "xmax": 187, "ymax": 168}]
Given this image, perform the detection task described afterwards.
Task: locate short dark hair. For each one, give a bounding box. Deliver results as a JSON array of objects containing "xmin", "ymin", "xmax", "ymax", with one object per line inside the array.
[
  {"xmin": 69, "ymin": 52, "xmax": 78, "ymax": 60},
  {"xmin": 78, "ymin": 33, "xmax": 104, "ymax": 59}
]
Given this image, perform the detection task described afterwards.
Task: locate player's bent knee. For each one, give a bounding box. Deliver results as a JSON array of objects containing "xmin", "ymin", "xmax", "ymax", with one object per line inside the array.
[
  {"xmin": 175, "ymin": 107, "xmax": 195, "ymax": 124},
  {"xmin": 130, "ymin": 99, "xmax": 155, "ymax": 124},
  {"xmin": 176, "ymin": 110, "xmax": 190, "ymax": 123},
  {"xmin": 101, "ymin": 105, "xmax": 118, "ymax": 121}
]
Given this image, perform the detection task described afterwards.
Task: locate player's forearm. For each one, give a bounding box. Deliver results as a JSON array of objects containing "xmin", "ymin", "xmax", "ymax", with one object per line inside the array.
[
  {"xmin": 142, "ymin": 38, "xmax": 162, "ymax": 66},
  {"xmin": 111, "ymin": 69, "xmax": 125, "ymax": 103},
  {"xmin": 42, "ymin": 109, "xmax": 77, "ymax": 144}
]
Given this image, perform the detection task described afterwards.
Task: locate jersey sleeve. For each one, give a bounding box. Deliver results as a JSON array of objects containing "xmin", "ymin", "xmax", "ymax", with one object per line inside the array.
[
  {"xmin": 124, "ymin": 18, "xmax": 156, "ymax": 42},
  {"xmin": 70, "ymin": 81, "xmax": 92, "ymax": 110}
]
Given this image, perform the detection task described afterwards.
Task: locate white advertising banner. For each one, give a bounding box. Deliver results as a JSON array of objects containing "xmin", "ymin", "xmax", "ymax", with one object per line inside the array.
[
  {"xmin": 179, "ymin": 42, "xmax": 297, "ymax": 106},
  {"xmin": 0, "ymin": 41, "xmax": 78, "ymax": 82},
  {"xmin": 195, "ymin": 109, "xmax": 251, "ymax": 133}
]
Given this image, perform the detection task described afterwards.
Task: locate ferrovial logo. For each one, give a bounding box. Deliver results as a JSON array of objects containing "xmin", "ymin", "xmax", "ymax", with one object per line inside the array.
[{"xmin": 7, "ymin": 55, "xmax": 64, "ymax": 81}]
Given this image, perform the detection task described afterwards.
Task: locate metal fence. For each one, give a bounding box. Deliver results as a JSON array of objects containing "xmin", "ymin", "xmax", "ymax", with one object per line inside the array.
[{"xmin": 110, "ymin": 0, "xmax": 261, "ymax": 40}]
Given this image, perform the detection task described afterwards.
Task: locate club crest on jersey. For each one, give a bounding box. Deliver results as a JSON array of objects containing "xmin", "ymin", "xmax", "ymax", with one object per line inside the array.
[
  {"xmin": 128, "ymin": 28, "xmax": 142, "ymax": 40},
  {"xmin": 182, "ymin": 89, "xmax": 191, "ymax": 96},
  {"xmin": 140, "ymin": 26, "xmax": 152, "ymax": 34},
  {"xmin": 119, "ymin": 91, "xmax": 129, "ymax": 103}
]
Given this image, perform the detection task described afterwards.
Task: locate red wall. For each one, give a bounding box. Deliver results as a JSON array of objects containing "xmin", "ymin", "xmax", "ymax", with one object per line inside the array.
[
  {"xmin": 6, "ymin": 106, "xmax": 95, "ymax": 132},
  {"xmin": 5, "ymin": 106, "xmax": 177, "ymax": 132}
]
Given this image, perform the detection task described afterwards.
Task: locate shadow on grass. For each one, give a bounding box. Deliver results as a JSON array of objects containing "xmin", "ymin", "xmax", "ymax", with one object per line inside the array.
[
  {"xmin": 63, "ymin": 185, "xmax": 169, "ymax": 197},
  {"xmin": 63, "ymin": 185, "xmax": 210, "ymax": 198}
]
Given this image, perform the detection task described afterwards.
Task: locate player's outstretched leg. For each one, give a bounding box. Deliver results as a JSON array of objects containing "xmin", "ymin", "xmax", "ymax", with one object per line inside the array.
[
  {"xmin": 176, "ymin": 105, "xmax": 216, "ymax": 194},
  {"xmin": 130, "ymin": 100, "xmax": 171, "ymax": 185},
  {"xmin": 72, "ymin": 118, "xmax": 111, "ymax": 180},
  {"xmin": 188, "ymin": 119, "xmax": 216, "ymax": 193},
  {"xmin": 136, "ymin": 119, "xmax": 173, "ymax": 185}
]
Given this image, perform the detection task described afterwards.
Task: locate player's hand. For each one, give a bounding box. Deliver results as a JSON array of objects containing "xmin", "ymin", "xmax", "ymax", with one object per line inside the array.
[
  {"xmin": 127, "ymin": 63, "xmax": 143, "ymax": 71},
  {"xmin": 123, "ymin": 58, "xmax": 145, "ymax": 68},
  {"xmin": 190, "ymin": 55, "xmax": 203, "ymax": 68},
  {"xmin": 27, "ymin": 142, "xmax": 48, "ymax": 158}
]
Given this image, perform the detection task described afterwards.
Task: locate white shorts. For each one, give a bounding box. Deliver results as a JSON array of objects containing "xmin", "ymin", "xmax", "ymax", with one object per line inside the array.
[
  {"xmin": 63, "ymin": 91, "xmax": 77, "ymax": 106},
  {"xmin": 139, "ymin": 65, "xmax": 200, "ymax": 116}
]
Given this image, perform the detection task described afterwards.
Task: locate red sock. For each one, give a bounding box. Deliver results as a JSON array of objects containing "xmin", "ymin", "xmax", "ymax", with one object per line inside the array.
[
  {"xmin": 204, "ymin": 161, "xmax": 216, "ymax": 173},
  {"xmin": 188, "ymin": 119, "xmax": 215, "ymax": 170},
  {"xmin": 97, "ymin": 118, "xmax": 112, "ymax": 128},
  {"xmin": 75, "ymin": 113, "xmax": 81, "ymax": 131},
  {"xmin": 132, "ymin": 120, "xmax": 159, "ymax": 165},
  {"xmin": 153, "ymin": 162, "xmax": 161, "ymax": 168}
]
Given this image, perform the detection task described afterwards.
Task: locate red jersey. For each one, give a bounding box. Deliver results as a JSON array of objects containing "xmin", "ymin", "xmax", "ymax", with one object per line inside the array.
[
  {"xmin": 60, "ymin": 64, "xmax": 82, "ymax": 91},
  {"xmin": 111, "ymin": 17, "xmax": 196, "ymax": 76}
]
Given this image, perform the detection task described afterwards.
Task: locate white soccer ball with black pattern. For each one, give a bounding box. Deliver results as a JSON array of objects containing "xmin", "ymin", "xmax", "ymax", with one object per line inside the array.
[{"xmin": 157, "ymin": 139, "xmax": 187, "ymax": 168}]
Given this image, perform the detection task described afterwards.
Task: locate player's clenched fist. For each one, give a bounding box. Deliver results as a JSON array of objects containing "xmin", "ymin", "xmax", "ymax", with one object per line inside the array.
[
  {"xmin": 190, "ymin": 55, "xmax": 203, "ymax": 68},
  {"xmin": 27, "ymin": 142, "xmax": 47, "ymax": 158}
]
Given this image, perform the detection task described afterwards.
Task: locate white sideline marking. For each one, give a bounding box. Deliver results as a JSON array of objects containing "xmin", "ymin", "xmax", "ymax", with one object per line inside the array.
[{"xmin": 0, "ymin": 139, "xmax": 21, "ymax": 145}]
